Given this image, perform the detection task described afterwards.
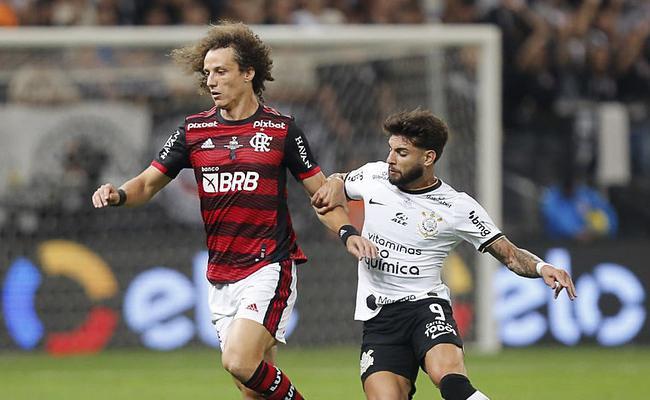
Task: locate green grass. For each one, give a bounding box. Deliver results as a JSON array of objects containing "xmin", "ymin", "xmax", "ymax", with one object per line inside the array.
[{"xmin": 1, "ymin": 346, "xmax": 648, "ymax": 399}]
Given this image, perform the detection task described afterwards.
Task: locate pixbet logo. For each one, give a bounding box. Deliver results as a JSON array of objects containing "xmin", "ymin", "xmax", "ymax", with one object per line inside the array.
[
  {"xmin": 253, "ymin": 120, "xmax": 286, "ymax": 129},
  {"xmin": 187, "ymin": 121, "xmax": 218, "ymax": 130}
]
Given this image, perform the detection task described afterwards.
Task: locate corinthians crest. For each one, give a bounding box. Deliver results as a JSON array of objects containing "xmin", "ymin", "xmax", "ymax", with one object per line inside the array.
[{"xmin": 418, "ymin": 211, "xmax": 443, "ymax": 239}]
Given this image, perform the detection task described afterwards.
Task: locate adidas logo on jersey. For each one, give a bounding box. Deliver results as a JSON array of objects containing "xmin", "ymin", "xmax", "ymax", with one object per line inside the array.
[
  {"xmin": 201, "ymin": 138, "xmax": 215, "ymax": 149},
  {"xmin": 246, "ymin": 303, "xmax": 259, "ymax": 312}
]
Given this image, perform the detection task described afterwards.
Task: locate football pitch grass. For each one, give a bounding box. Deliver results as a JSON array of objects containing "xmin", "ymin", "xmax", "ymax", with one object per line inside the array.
[{"xmin": 1, "ymin": 346, "xmax": 648, "ymax": 399}]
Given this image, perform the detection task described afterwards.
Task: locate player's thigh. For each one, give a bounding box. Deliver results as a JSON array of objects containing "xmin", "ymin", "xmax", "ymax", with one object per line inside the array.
[
  {"xmin": 236, "ymin": 261, "xmax": 298, "ymax": 343},
  {"xmin": 360, "ymin": 343, "xmax": 418, "ymax": 400},
  {"xmin": 411, "ymin": 298, "xmax": 465, "ymax": 385},
  {"xmin": 364, "ymin": 371, "xmax": 412, "ymax": 400},
  {"xmin": 211, "ymin": 261, "xmax": 297, "ymax": 350},
  {"xmin": 223, "ymin": 318, "xmax": 276, "ymax": 364},
  {"xmin": 423, "ymin": 343, "xmax": 466, "ymax": 386}
]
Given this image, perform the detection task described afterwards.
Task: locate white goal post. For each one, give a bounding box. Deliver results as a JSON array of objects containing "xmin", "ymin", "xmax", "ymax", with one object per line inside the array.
[{"xmin": 0, "ymin": 25, "xmax": 502, "ymax": 352}]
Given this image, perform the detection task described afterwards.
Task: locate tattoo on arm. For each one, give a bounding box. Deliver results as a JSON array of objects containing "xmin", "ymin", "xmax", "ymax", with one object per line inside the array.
[
  {"xmin": 488, "ymin": 238, "xmax": 542, "ymax": 278},
  {"xmin": 510, "ymin": 248, "xmax": 542, "ymax": 277}
]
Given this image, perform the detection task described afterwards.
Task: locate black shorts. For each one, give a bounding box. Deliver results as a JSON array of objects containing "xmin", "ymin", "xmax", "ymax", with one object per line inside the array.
[{"xmin": 359, "ymin": 298, "xmax": 463, "ymax": 396}]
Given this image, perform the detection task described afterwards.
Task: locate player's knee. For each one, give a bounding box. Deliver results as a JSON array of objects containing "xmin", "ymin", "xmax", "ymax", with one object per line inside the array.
[
  {"xmin": 364, "ymin": 377, "xmax": 411, "ymax": 400},
  {"xmin": 427, "ymin": 359, "xmax": 465, "ymax": 387},
  {"xmin": 365, "ymin": 387, "xmax": 410, "ymax": 400},
  {"xmin": 221, "ymin": 350, "xmax": 259, "ymax": 381}
]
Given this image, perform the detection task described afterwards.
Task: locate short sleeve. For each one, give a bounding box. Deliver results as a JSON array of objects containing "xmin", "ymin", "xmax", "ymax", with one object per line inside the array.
[
  {"xmin": 344, "ymin": 163, "xmax": 374, "ymax": 201},
  {"xmin": 151, "ymin": 126, "xmax": 190, "ymax": 179},
  {"xmin": 283, "ymin": 120, "xmax": 321, "ymax": 181},
  {"xmin": 454, "ymin": 195, "xmax": 503, "ymax": 252}
]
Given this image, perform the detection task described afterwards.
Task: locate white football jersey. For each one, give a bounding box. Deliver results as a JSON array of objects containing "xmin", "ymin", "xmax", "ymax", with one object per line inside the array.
[{"xmin": 345, "ymin": 161, "xmax": 503, "ymax": 321}]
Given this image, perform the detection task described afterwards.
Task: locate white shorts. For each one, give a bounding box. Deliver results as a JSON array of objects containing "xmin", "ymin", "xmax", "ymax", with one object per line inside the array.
[{"xmin": 208, "ymin": 260, "xmax": 297, "ymax": 351}]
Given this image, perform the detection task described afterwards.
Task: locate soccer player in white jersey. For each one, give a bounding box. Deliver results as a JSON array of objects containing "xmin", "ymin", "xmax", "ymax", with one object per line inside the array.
[{"xmin": 311, "ymin": 108, "xmax": 577, "ymax": 400}]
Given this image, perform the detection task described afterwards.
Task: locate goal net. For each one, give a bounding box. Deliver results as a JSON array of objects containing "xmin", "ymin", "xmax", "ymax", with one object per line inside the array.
[{"xmin": 0, "ymin": 25, "xmax": 501, "ymax": 353}]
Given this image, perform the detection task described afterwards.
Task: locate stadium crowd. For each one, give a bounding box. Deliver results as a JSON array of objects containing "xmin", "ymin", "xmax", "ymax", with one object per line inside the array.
[{"xmin": 1, "ymin": 0, "xmax": 649, "ymax": 239}]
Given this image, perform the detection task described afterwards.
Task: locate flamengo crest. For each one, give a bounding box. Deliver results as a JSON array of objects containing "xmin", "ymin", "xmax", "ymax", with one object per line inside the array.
[{"xmin": 249, "ymin": 132, "xmax": 273, "ymax": 152}]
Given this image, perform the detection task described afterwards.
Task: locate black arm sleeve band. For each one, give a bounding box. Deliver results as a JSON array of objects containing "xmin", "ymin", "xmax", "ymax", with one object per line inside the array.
[
  {"xmin": 111, "ymin": 188, "xmax": 127, "ymax": 207},
  {"xmin": 339, "ymin": 224, "xmax": 360, "ymax": 246}
]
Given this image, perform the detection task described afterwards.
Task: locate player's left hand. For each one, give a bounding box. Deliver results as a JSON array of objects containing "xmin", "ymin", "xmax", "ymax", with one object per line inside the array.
[
  {"xmin": 311, "ymin": 176, "xmax": 346, "ymax": 215},
  {"xmin": 539, "ymin": 264, "xmax": 577, "ymax": 300},
  {"xmin": 346, "ymin": 236, "xmax": 378, "ymax": 260}
]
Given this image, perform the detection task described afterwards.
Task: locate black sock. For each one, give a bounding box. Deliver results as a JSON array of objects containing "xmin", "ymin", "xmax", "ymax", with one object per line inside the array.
[{"xmin": 439, "ymin": 373, "xmax": 477, "ymax": 400}]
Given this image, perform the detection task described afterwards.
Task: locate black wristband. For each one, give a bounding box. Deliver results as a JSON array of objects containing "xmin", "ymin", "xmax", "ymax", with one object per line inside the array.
[
  {"xmin": 339, "ymin": 224, "xmax": 360, "ymax": 246},
  {"xmin": 112, "ymin": 188, "xmax": 127, "ymax": 207}
]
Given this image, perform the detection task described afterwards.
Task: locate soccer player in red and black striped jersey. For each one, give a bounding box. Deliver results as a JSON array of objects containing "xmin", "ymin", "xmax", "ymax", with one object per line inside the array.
[{"xmin": 92, "ymin": 22, "xmax": 376, "ymax": 400}]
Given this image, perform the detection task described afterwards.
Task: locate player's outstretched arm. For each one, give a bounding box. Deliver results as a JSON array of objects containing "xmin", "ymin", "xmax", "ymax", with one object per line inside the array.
[
  {"xmin": 91, "ymin": 166, "xmax": 172, "ymax": 208},
  {"xmin": 486, "ymin": 236, "xmax": 577, "ymax": 300},
  {"xmin": 310, "ymin": 173, "xmax": 347, "ymax": 215},
  {"xmin": 301, "ymin": 172, "xmax": 377, "ymax": 260}
]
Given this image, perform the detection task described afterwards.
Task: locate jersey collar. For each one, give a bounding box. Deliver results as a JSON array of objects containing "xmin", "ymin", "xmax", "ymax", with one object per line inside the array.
[
  {"xmin": 216, "ymin": 103, "xmax": 263, "ymax": 125},
  {"xmin": 397, "ymin": 178, "xmax": 442, "ymax": 195}
]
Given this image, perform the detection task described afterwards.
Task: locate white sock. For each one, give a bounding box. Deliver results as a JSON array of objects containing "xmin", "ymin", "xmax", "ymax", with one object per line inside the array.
[{"xmin": 467, "ymin": 390, "xmax": 489, "ymax": 400}]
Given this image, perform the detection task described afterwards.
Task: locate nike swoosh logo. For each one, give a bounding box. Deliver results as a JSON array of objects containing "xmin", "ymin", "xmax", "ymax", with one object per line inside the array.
[
  {"xmin": 429, "ymin": 330, "xmax": 454, "ymax": 340},
  {"xmin": 369, "ymin": 199, "xmax": 386, "ymax": 206}
]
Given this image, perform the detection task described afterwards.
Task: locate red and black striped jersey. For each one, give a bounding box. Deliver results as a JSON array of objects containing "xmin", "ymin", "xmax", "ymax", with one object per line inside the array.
[{"xmin": 151, "ymin": 104, "xmax": 321, "ymax": 283}]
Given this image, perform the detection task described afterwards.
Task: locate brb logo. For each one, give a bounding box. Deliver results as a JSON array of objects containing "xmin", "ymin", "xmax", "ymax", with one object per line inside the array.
[
  {"xmin": 2, "ymin": 240, "xmax": 118, "ymax": 354},
  {"xmin": 202, "ymin": 171, "xmax": 260, "ymax": 193}
]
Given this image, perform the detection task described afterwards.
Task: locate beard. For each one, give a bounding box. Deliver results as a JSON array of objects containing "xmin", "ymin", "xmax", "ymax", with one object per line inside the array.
[{"xmin": 389, "ymin": 164, "xmax": 424, "ymax": 187}]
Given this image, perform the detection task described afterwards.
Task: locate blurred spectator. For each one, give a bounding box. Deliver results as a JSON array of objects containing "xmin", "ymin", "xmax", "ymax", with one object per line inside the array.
[
  {"xmin": 265, "ymin": 0, "xmax": 296, "ymax": 24},
  {"xmin": 179, "ymin": 0, "xmax": 211, "ymax": 25},
  {"xmin": 8, "ymin": 66, "xmax": 81, "ymax": 104},
  {"xmin": 141, "ymin": 3, "xmax": 173, "ymax": 25},
  {"xmin": 221, "ymin": 0, "xmax": 266, "ymax": 24},
  {"xmin": 541, "ymin": 173, "xmax": 618, "ymax": 241},
  {"xmin": 441, "ymin": 0, "xmax": 479, "ymax": 23},
  {"xmin": 50, "ymin": 0, "xmax": 95, "ymax": 25},
  {"xmin": 292, "ymin": 0, "xmax": 345, "ymax": 25},
  {"xmin": 95, "ymin": 0, "xmax": 121, "ymax": 26},
  {"xmin": 0, "ymin": 1, "xmax": 18, "ymax": 26}
]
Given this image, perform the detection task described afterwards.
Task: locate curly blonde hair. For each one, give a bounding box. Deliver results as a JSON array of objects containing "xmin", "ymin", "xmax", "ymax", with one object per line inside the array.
[{"xmin": 171, "ymin": 21, "xmax": 274, "ymax": 99}]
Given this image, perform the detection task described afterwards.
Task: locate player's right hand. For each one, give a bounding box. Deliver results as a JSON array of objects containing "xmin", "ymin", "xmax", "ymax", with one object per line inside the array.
[
  {"xmin": 92, "ymin": 183, "xmax": 119, "ymax": 208},
  {"xmin": 539, "ymin": 263, "xmax": 578, "ymax": 301},
  {"xmin": 346, "ymin": 235, "xmax": 378, "ymax": 260}
]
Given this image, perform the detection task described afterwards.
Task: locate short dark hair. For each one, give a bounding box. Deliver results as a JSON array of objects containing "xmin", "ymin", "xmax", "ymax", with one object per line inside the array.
[
  {"xmin": 171, "ymin": 21, "xmax": 274, "ymax": 100},
  {"xmin": 383, "ymin": 108, "xmax": 449, "ymax": 162}
]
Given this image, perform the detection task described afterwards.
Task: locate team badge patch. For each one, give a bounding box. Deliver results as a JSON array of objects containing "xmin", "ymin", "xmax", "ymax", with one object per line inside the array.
[
  {"xmin": 360, "ymin": 349, "xmax": 375, "ymax": 375},
  {"xmin": 249, "ymin": 132, "xmax": 273, "ymax": 152},
  {"xmin": 418, "ymin": 211, "xmax": 442, "ymax": 239}
]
